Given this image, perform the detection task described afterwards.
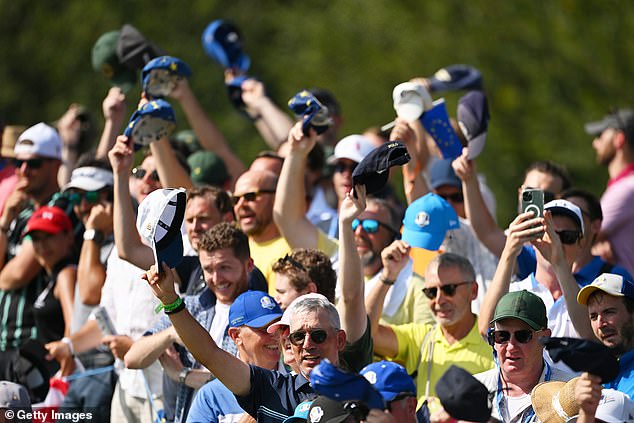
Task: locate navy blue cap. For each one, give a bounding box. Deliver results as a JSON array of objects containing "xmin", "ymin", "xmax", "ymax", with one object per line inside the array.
[
  {"xmin": 541, "ymin": 337, "xmax": 620, "ymax": 383},
  {"xmin": 288, "ymin": 90, "xmax": 333, "ymax": 136},
  {"xmin": 310, "ymin": 359, "xmax": 385, "ymax": 410},
  {"xmin": 457, "ymin": 90, "xmax": 490, "ymax": 159},
  {"xmin": 123, "ymin": 99, "xmax": 176, "ymax": 149},
  {"xmin": 429, "ymin": 158, "xmax": 461, "ymax": 190},
  {"xmin": 229, "ymin": 291, "xmax": 283, "ymax": 328},
  {"xmin": 435, "ymin": 365, "xmax": 491, "ymax": 423},
  {"xmin": 202, "ymin": 20, "xmax": 250, "ymax": 72},
  {"xmin": 427, "ymin": 64, "xmax": 483, "ymax": 93},
  {"xmin": 351, "ymin": 141, "xmax": 410, "ymax": 195},
  {"xmin": 360, "ymin": 361, "xmax": 415, "ymax": 402},
  {"xmin": 141, "ymin": 56, "xmax": 192, "ymax": 99}
]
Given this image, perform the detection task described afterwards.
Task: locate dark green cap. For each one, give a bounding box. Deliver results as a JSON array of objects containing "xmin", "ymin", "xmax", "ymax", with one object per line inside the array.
[
  {"xmin": 188, "ymin": 150, "xmax": 229, "ymax": 187},
  {"xmin": 91, "ymin": 30, "xmax": 137, "ymax": 93},
  {"xmin": 173, "ymin": 129, "xmax": 201, "ymax": 154},
  {"xmin": 490, "ymin": 290, "xmax": 547, "ymax": 330}
]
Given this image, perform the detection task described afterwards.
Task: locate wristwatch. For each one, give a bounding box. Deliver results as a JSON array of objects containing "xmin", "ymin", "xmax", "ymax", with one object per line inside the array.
[
  {"xmin": 179, "ymin": 367, "xmax": 192, "ymax": 385},
  {"xmin": 83, "ymin": 229, "xmax": 104, "ymax": 244}
]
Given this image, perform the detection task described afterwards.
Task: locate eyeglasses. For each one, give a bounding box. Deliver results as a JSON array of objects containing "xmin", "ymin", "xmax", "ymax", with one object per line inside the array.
[
  {"xmin": 343, "ymin": 401, "xmax": 369, "ymax": 421},
  {"xmin": 438, "ymin": 192, "xmax": 464, "ymax": 203},
  {"xmin": 422, "ymin": 281, "xmax": 472, "ymax": 300},
  {"xmin": 488, "ymin": 329, "xmax": 536, "ymax": 345},
  {"xmin": 334, "ymin": 162, "xmax": 357, "ymax": 174},
  {"xmin": 14, "ymin": 158, "xmax": 46, "ymax": 169},
  {"xmin": 231, "ymin": 189, "xmax": 276, "ymax": 206},
  {"xmin": 131, "ymin": 167, "xmax": 160, "ymax": 182},
  {"xmin": 351, "ymin": 218, "xmax": 397, "ymax": 235},
  {"xmin": 288, "ymin": 329, "xmax": 329, "ymax": 346},
  {"xmin": 556, "ymin": 230, "xmax": 581, "ymax": 245}
]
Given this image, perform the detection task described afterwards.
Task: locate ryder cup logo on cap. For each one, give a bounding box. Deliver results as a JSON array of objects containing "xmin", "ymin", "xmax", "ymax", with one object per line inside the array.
[
  {"xmin": 124, "ymin": 99, "xmax": 176, "ymax": 149},
  {"xmin": 136, "ymin": 188, "xmax": 186, "ymax": 270},
  {"xmin": 229, "ymin": 291, "xmax": 282, "ymax": 328},
  {"xmin": 577, "ymin": 273, "xmax": 634, "ymax": 305},
  {"xmin": 402, "ymin": 193, "xmax": 459, "ymax": 251},
  {"xmin": 327, "ymin": 134, "xmax": 375, "ymax": 165},
  {"xmin": 64, "ymin": 166, "xmax": 114, "ymax": 192},
  {"xmin": 309, "ymin": 407, "xmax": 324, "ymax": 423},
  {"xmin": 15, "ymin": 122, "xmax": 62, "ymax": 160},
  {"xmin": 392, "ymin": 82, "xmax": 433, "ymax": 121},
  {"xmin": 360, "ymin": 361, "xmax": 416, "ymax": 402},
  {"xmin": 544, "ymin": 199, "xmax": 584, "ymax": 235},
  {"xmin": 142, "ymin": 56, "xmax": 192, "ymax": 99}
]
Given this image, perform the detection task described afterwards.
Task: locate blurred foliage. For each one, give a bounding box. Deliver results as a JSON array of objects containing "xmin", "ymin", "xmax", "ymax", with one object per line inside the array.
[{"xmin": 0, "ymin": 0, "xmax": 632, "ymax": 225}]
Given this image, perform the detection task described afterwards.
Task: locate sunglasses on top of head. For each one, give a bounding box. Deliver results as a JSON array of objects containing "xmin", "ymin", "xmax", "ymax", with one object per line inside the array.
[
  {"xmin": 422, "ymin": 281, "xmax": 472, "ymax": 300},
  {"xmin": 288, "ymin": 329, "xmax": 329, "ymax": 346}
]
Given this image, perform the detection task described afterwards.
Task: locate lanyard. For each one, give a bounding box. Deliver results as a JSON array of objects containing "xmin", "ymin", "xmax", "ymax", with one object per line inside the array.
[{"xmin": 495, "ymin": 361, "xmax": 551, "ymax": 423}]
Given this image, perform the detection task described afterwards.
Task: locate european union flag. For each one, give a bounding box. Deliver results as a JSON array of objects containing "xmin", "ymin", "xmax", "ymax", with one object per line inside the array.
[{"xmin": 421, "ymin": 98, "xmax": 463, "ymax": 160}]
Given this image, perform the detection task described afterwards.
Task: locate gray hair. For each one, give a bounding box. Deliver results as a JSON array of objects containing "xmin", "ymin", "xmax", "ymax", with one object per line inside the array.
[
  {"xmin": 428, "ymin": 252, "xmax": 476, "ymax": 281},
  {"xmin": 287, "ymin": 296, "xmax": 341, "ymax": 331}
]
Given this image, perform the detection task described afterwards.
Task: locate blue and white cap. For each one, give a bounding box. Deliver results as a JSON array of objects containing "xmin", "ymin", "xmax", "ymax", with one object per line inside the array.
[
  {"xmin": 360, "ymin": 361, "xmax": 415, "ymax": 402},
  {"xmin": 401, "ymin": 193, "xmax": 460, "ymax": 251},
  {"xmin": 141, "ymin": 56, "xmax": 192, "ymax": 99},
  {"xmin": 229, "ymin": 291, "xmax": 283, "ymax": 328},
  {"xmin": 124, "ymin": 99, "xmax": 176, "ymax": 150}
]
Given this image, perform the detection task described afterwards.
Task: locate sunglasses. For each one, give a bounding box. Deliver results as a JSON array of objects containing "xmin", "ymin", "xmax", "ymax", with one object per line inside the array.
[
  {"xmin": 279, "ymin": 253, "xmax": 307, "ymax": 272},
  {"xmin": 231, "ymin": 189, "xmax": 276, "ymax": 206},
  {"xmin": 68, "ymin": 190, "xmax": 100, "ymax": 204},
  {"xmin": 131, "ymin": 167, "xmax": 160, "ymax": 182},
  {"xmin": 556, "ymin": 230, "xmax": 581, "ymax": 245},
  {"xmin": 351, "ymin": 218, "xmax": 397, "ymax": 235},
  {"xmin": 422, "ymin": 281, "xmax": 472, "ymax": 300},
  {"xmin": 14, "ymin": 158, "xmax": 47, "ymax": 169},
  {"xmin": 438, "ymin": 192, "xmax": 464, "ymax": 203},
  {"xmin": 334, "ymin": 162, "xmax": 357, "ymax": 174},
  {"xmin": 488, "ymin": 329, "xmax": 536, "ymax": 345},
  {"xmin": 288, "ymin": 329, "xmax": 329, "ymax": 346}
]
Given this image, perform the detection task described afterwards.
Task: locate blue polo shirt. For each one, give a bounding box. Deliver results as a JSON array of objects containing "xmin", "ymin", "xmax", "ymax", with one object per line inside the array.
[
  {"xmin": 235, "ymin": 366, "xmax": 315, "ymax": 423},
  {"xmin": 605, "ymin": 349, "xmax": 634, "ymax": 397},
  {"xmin": 516, "ymin": 246, "xmax": 633, "ymax": 285}
]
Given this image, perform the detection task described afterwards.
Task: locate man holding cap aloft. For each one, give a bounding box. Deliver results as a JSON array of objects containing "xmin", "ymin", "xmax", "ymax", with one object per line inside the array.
[{"xmin": 577, "ymin": 273, "xmax": 634, "ymax": 396}]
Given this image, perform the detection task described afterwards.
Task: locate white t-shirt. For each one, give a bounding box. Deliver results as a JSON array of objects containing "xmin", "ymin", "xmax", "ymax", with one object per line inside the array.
[{"xmin": 210, "ymin": 302, "xmax": 231, "ymax": 347}]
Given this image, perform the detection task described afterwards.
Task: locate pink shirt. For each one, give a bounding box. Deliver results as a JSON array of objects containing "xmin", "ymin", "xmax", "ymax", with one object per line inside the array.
[
  {"xmin": 601, "ymin": 172, "xmax": 634, "ymax": 276},
  {"xmin": 0, "ymin": 164, "xmax": 18, "ymax": 216}
]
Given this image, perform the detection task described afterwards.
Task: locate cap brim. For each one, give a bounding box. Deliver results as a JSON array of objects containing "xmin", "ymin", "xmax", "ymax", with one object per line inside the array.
[
  {"xmin": 23, "ymin": 222, "xmax": 63, "ymax": 238},
  {"xmin": 396, "ymin": 103, "xmax": 424, "ymax": 121},
  {"xmin": 401, "ymin": 228, "xmax": 444, "ymax": 251},
  {"xmin": 266, "ymin": 319, "xmax": 289, "ymax": 334},
  {"xmin": 577, "ymin": 285, "xmax": 622, "ymax": 305},
  {"xmin": 490, "ymin": 313, "xmax": 543, "ymax": 331},
  {"xmin": 64, "ymin": 177, "xmax": 109, "ymax": 192},
  {"xmin": 584, "ymin": 121, "xmax": 608, "ymax": 136},
  {"xmin": 531, "ymin": 381, "xmax": 567, "ymax": 423},
  {"xmin": 467, "ymin": 132, "xmax": 487, "ymax": 159},
  {"xmin": 246, "ymin": 314, "xmax": 282, "ymax": 329}
]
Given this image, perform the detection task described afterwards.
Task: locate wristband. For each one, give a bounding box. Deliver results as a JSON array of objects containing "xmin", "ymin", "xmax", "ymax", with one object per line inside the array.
[
  {"xmin": 380, "ymin": 276, "xmax": 396, "ymax": 286},
  {"xmin": 61, "ymin": 337, "xmax": 75, "ymax": 356},
  {"xmin": 155, "ymin": 296, "xmax": 185, "ymax": 314}
]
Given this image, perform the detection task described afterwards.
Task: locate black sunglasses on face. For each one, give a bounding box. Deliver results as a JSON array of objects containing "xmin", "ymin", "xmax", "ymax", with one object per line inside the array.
[
  {"xmin": 288, "ymin": 329, "xmax": 329, "ymax": 346},
  {"xmin": 556, "ymin": 230, "xmax": 581, "ymax": 245},
  {"xmin": 231, "ymin": 189, "xmax": 276, "ymax": 206},
  {"xmin": 14, "ymin": 158, "xmax": 46, "ymax": 169},
  {"xmin": 334, "ymin": 162, "xmax": 357, "ymax": 174},
  {"xmin": 488, "ymin": 329, "xmax": 536, "ymax": 345},
  {"xmin": 131, "ymin": 167, "xmax": 160, "ymax": 182},
  {"xmin": 422, "ymin": 281, "xmax": 472, "ymax": 300},
  {"xmin": 438, "ymin": 192, "xmax": 464, "ymax": 203}
]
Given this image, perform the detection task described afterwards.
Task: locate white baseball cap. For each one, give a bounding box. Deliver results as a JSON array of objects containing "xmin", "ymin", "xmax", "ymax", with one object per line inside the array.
[
  {"xmin": 14, "ymin": 122, "xmax": 62, "ymax": 160},
  {"xmin": 64, "ymin": 166, "xmax": 114, "ymax": 192},
  {"xmin": 327, "ymin": 135, "xmax": 375, "ymax": 165},
  {"xmin": 392, "ymin": 81, "xmax": 433, "ymax": 121},
  {"xmin": 544, "ymin": 199, "xmax": 584, "ymax": 236}
]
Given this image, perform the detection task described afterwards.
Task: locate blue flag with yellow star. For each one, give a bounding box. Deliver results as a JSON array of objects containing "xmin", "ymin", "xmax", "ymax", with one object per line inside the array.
[{"xmin": 421, "ymin": 98, "xmax": 463, "ymax": 160}]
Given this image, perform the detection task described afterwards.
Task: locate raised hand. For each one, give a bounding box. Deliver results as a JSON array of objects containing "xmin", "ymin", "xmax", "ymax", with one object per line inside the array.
[
  {"xmin": 380, "ymin": 240, "xmax": 411, "ymax": 282},
  {"xmin": 142, "ymin": 263, "xmax": 179, "ymax": 305},
  {"xmin": 107, "ymin": 135, "xmax": 135, "ymax": 174}
]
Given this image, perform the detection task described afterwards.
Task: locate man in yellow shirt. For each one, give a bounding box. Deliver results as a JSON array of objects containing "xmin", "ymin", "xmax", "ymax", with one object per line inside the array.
[{"xmin": 367, "ymin": 252, "xmax": 494, "ymax": 413}]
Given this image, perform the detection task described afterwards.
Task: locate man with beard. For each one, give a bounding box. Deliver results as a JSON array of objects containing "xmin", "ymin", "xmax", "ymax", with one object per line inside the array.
[
  {"xmin": 577, "ymin": 273, "xmax": 634, "ymax": 396},
  {"xmin": 234, "ymin": 168, "xmax": 336, "ymax": 295},
  {"xmin": 125, "ymin": 223, "xmax": 252, "ymax": 422},
  {"xmin": 585, "ymin": 108, "xmax": 634, "ymax": 276}
]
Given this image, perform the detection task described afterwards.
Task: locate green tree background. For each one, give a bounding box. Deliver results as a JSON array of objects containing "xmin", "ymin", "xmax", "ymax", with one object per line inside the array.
[{"xmin": 1, "ymin": 0, "xmax": 632, "ymax": 225}]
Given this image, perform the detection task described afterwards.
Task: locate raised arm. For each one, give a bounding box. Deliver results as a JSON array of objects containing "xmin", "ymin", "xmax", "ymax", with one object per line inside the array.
[
  {"xmin": 478, "ymin": 211, "xmax": 544, "ymax": 336},
  {"xmin": 240, "ymin": 78, "xmax": 293, "ymax": 150},
  {"xmin": 143, "ymin": 263, "xmax": 252, "ymax": 396},
  {"xmin": 96, "ymin": 88, "xmax": 128, "ymax": 159},
  {"xmin": 532, "ymin": 211, "xmax": 593, "ymax": 339},
  {"xmin": 107, "ymin": 135, "xmax": 154, "ymax": 269},
  {"xmin": 149, "ymin": 137, "xmax": 193, "ymax": 190},
  {"xmin": 391, "ymin": 119, "xmax": 429, "ymax": 204},
  {"xmin": 77, "ymin": 203, "xmax": 112, "ymax": 305},
  {"xmin": 125, "ymin": 326, "xmax": 180, "ymax": 369},
  {"xmin": 273, "ymin": 122, "xmax": 320, "ymax": 249},
  {"xmin": 453, "ymin": 148, "xmax": 506, "ymax": 257},
  {"xmin": 337, "ymin": 185, "xmax": 368, "ymax": 343},
  {"xmin": 169, "ymin": 79, "xmax": 245, "ymax": 187}
]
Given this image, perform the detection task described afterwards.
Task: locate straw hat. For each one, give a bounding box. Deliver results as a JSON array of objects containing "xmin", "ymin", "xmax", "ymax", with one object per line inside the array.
[{"xmin": 531, "ymin": 377, "xmax": 580, "ymax": 423}]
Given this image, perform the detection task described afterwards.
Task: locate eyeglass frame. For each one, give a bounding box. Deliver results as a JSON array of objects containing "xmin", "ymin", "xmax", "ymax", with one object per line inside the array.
[
  {"xmin": 231, "ymin": 189, "xmax": 276, "ymax": 206},
  {"xmin": 422, "ymin": 281, "xmax": 473, "ymax": 300}
]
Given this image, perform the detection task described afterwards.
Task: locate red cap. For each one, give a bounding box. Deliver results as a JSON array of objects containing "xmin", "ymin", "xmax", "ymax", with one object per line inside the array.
[{"xmin": 24, "ymin": 206, "xmax": 72, "ymax": 236}]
